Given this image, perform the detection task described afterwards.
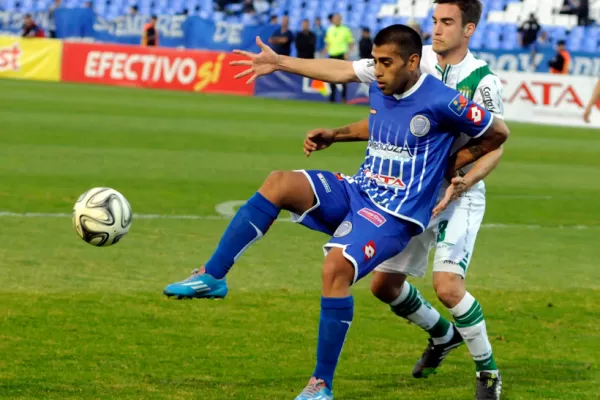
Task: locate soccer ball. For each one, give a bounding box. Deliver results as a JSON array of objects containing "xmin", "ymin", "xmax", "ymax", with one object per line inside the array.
[{"xmin": 72, "ymin": 187, "xmax": 133, "ymax": 247}]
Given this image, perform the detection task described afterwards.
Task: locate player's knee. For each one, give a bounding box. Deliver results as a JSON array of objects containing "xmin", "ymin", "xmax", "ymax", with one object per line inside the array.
[
  {"xmin": 322, "ymin": 249, "xmax": 355, "ymax": 297},
  {"xmin": 370, "ymin": 271, "xmax": 406, "ymax": 304},
  {"xmin": 260, "ymin": 170, "xmax": 288, "ymax": 201},
  {"xmin": 259, "ymin": 171, "xmax": 313, "ymax": 212},
  {"xmin": 433, "ymin": 272, "xmax": 465, "ymax": 308}
]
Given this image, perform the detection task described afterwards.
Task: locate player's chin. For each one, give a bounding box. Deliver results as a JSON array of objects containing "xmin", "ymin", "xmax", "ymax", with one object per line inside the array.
[{"xmin": 431, "ymin": 42, "xmax": 446, "ymax": 53}]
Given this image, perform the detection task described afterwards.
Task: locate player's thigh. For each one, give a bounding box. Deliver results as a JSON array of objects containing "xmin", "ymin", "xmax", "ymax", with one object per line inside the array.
[
  {"xmin": 258, "ymin": 170, "xmax": 315, "ymax": 214},
  {"xmin": 432, "ymin": 188, "xmax": 486, "ymax": 278},
  {"xmin": 290, "ymin": 170, "xmax": 350, "ymax": 236},
  {"xmin": 374, "ymin": 227, "xmax": 435, "ymax": 278},
  {"xmin": 325, "ymin": 198, "xmax": 419, "ymax": 283}
]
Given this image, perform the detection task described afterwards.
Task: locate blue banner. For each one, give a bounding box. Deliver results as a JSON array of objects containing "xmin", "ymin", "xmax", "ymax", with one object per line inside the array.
[
  {"xmin": 1, "ymin": 10, "xmax": 598, "ymax": 76},
  {"xmin": 183, "ymin": 17, "xmax": 278, "ymax": 52},
  {"xmin": 255, "ymin": 71, "xmax": 369, "ymax": 105},
  {"xmin": 471, "ymin": 48, "xmax": 600, "ymax": 76},
  {"xmin": 0, "ymin": 10, "xmax": 277, "ymax": 52}
]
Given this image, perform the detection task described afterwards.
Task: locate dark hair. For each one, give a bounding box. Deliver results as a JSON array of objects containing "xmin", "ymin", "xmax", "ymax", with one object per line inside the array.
[
  {"xmin": 373, "ymin": 24, "xmax": 423, "ymax": 61},
  {"xmin": 151, "ymin": 14, "xmax": 157, "ymax": 20},
  {"xmin": 557, "ymin": 39, "xmax": 566, "ymax": 46},
  {"xmin": 362, "ymin": 26, "xmax": 370, "ymax": 33},
  {"xmin": 434, "ymin": 0, "xmax": 483, "ymax": 27}
]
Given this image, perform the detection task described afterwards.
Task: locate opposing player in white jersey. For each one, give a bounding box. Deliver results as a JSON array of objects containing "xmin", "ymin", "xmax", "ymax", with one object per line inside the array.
[{"xmin": 230, "ymin": 1, "xmax": 504, "ymax": 398}]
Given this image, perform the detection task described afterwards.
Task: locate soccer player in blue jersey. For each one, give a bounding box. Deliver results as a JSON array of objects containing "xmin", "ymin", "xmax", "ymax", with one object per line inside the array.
[{"xmin": 164, "ymin": 25, "xmax": 509, "ymax": 399}]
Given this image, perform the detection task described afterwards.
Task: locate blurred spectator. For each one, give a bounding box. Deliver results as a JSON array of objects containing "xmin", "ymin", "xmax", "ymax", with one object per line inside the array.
[
  {"xmin": 313, "ymin": 17, "xmax": 325, "ymax": 54},
  {"xmin": 21, "ymin": 14, "xmax": 45, "ymax": 38},
  {"xmin": 241, "ymin": 0, "xmax": 258, "ymax": 24},
  {"xmin": 548, "ymin": 40, "xmax": 571, "ymax": 74},
  {"xmin": 519, "ymin": 13, "xmax": 541, "ymax": 50},
  {"xmin": 359, "ymin": 27, "xmax": 373, "ymax": 59},
  {"xmin": 142, "ymin": 15, "xmax": 159, "ymax": 47},
  {"xmin": 130, "ymin": 5, "xmax": 138, "ymax": 16},
  {"xmin": 242, "ymin": 0, "xmax": 255, "ymax": 14},
  {"xmin": 269, "ymin": 15, "xmax": 278, "ymax": 24},
  {"xmin": 216, "ymin": 0, "xmax": 243, "ymax": 12},
  {"xmin": 48, "ymin": 0, "xmax": 60, "ymax": 38},
  {"xmin": 296, "ymin": 19, "xmax": 316, "ymax": 59},
  {"xmin": 578, "ymin": 0, "xmax": 589, "ymax": 26},
  {"xmin": 408, "ymin": 19, "xmax": 431, "ymax": 42},
  {"xmin": 325, "ymin": 13, "xmax": 353, "ymax": 103},
  {"xmin": 269, "ymin": 15, "xmax": 294, "ymax": 56},
  {"xmin": 529, "ymin": 31, "xmax": 551, "ymax": 71}
]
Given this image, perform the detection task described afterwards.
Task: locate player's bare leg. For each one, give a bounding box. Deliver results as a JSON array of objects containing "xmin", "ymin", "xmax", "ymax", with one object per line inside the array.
[
  {"xmin": 370, "ymin": 271, "xmax": 463, "ymax": 378},
  {"xmin": 434, "ymin": 271, "xmax": 501, "ymax": 399},
  {"xmin": 296, "ymin": 247, "xmax": 354, "ymax": 400},
  {"xmin": 164, "ymin": 171, "xmax": 315, "ymax": 299}
]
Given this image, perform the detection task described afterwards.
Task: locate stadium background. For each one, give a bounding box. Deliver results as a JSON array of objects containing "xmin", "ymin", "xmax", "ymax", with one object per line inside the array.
[{"xmin": 0, "ymin": 1, "xmax": 599, "ymax": 399}]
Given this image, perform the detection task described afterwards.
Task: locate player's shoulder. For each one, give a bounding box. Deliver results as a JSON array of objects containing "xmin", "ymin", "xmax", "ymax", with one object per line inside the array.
[
  {"xmin": 462, "ymin": 52, "xmax": 498, "ymax": 81},
  {"xmin": 420, "ymin": 45, "xmax": 438, "ymax": 74}
]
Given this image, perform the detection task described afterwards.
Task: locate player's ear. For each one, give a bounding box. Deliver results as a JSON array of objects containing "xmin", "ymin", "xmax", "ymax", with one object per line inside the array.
[
  {"xmin": 407, "ymin": 53, "xmax": 420, "ymax": 71},
  {"xmin": 464, "ymin": 22, "xmax": 476, "ymax": 38}
]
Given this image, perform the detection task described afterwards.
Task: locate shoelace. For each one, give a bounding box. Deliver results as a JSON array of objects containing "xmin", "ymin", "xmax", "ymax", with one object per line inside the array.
[
  {"xmin": 184, "ymin": 268, "xmax": 202, "ymax": 282},
  {"xmin": 301, "ymin": 380, "xmax": 326, "ymax": 395}
]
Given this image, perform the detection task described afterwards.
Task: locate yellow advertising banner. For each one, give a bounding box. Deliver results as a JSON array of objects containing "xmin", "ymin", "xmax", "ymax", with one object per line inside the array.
[{"xmin": 0, "ymin": 36, "xmax": 62, "ymax": 82}]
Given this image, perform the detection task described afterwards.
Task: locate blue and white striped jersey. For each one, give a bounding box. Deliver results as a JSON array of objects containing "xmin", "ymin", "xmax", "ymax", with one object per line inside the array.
[{"xmin": 351, "ymin": 73, "xmax": 493, "ymax": 231}]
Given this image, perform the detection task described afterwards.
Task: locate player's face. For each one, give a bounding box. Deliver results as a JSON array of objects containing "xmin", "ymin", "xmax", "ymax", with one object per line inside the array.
[
  {"xmin": 431, "ymin": 4, "xmax": 475, "ymax": 55},
  {"xmin": 372, "ymin": 44, "xmax": 419, "ymax": 96}
]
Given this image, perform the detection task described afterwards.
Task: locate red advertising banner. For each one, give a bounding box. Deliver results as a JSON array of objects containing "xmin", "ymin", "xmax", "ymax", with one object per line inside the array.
[
  {"xmin": 499, "ymin": 71, "xmax": 600, "ymax": 128},
  {"xmin": 61, "ymin": 42, "xmax": 253, "ymax": 95}
]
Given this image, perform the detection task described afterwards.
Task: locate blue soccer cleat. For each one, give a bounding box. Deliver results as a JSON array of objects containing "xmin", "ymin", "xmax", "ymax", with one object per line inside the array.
[
  {"xmin": 294, "ymin": 378, "xmax": 333, "ymax": 400},
  {"xmin": 163, "ymin": 268, "xmax": 228, "ymax": 299}
]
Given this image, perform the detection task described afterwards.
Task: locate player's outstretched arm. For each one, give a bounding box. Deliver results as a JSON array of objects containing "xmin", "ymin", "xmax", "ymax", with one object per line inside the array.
[
  {"xmin": 584, "ymin": 79, "xmax": 600, "ymax": 123},
  {"xmin": 304, "ymin": 118, "xmax": 369, "ymax": 157},
  {"xmin": 230, "ymin": 36, "xmax": 360, "ymax": 84}
]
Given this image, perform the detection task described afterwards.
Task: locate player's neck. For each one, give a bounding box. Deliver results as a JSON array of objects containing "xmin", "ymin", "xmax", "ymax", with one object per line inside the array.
[
  {"xmin": 436, "ymin": 45, "xmax": 469, "ymax": 70},
  {"xmin": 396, "ymin": 72, "xmax": 422, "ymax": 96}
]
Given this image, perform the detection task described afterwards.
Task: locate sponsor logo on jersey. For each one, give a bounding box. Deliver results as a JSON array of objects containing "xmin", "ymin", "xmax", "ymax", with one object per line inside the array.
[
  {"xmin": 317, "ymin": 173, "xmax": 331, "ymax": 193},
  {"xmin": 363, "ymin": 240, "xmax": 376, "ymax": 260},
  {"xmin": 467, "ymin": 104, "xmax": 485, "ymax": 125},
  {"xmin": 368, "ymin": 140, "xmax": 414, "ymax": 161},
  {"xmin": 458, "ymin": 86, "xmax": 473, "ymax": 99},
  {"xmin": 364, "ymin": 169, "xmax": 406, "ymax": 189},
  {"xmin": 334, "ymin": 221, "xmax": 352, "ymax": 237},
  {"xmin": 479, "ymin": 86, "xmax": 499, "ymax": 113},
  {"xmin": 448, "ymin": 93, "xmax": 469, "ymax": 116},
  {"xmin": 358, "ymin": 208, "xmax": 387, "ymax": 227},
  {"xmin": 410, "ymin": 115, "xmax": 431, "ymax": 137}
]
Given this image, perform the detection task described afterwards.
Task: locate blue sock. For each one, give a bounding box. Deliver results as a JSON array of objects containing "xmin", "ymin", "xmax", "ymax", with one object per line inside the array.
[
  {"xmin": 204, "ymin": 192, "xmax": 280, "ymax": 279},
  {"xmin": 313, "ymin": 296, "xmax": 354, "ymax": 390}
]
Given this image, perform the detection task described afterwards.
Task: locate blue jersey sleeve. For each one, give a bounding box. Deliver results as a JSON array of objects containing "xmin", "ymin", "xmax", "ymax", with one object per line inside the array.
[{"xmin": 434, "ymin": 90, "xmax": 494, "ymax": 139}]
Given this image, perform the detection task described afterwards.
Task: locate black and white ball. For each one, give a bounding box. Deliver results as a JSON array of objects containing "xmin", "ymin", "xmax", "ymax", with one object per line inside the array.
[{"xmin": 72, "ymin": 187, "xmax": 133, "ymax": 246}]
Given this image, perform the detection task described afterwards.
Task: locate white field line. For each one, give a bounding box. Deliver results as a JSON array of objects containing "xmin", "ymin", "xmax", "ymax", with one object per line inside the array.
[{"xmin": 0, "ymin": 210, "xmax": 597, "ymax": 230}]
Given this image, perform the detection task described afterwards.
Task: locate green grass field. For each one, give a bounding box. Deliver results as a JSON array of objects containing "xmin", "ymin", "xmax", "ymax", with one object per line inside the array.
[{"xmin": 0, "ymin": 79, "xmax": 599, "ymax": 399}]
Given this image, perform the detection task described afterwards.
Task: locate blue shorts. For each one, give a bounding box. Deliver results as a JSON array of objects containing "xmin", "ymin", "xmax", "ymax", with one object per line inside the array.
[{"xmin": 292, "ymin": 170, "xmax": 420, "ymax": 283}]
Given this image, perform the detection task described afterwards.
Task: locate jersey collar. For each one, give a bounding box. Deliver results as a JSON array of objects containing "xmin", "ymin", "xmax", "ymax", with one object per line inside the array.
[
  {"xmin": 392, "ymin": 73, "xmax": 428, "ymax": 100},
  {"xmin": 435, "ymin": 50, "xmax": 473, "ymax": 82}
]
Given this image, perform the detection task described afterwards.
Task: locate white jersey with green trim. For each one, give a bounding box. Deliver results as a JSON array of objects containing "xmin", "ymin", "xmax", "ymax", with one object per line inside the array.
[{"xmin": 353, "ymin": 45, "xmax": 504, "ymax": 167}]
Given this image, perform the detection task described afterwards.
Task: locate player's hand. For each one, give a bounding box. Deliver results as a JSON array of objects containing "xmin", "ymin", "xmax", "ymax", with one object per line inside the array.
[
  {"xmin": 230, "ymin": 36, "xmax": 279, "ymax": 84},
  {"xmin": 583, "ymin": 106, "xmax": 592, "ymax": 123},
  {"xmin": 304, "ymin": 128, "xmax": 335, "ymax": 157},
  {"xmin": 432, "ymin": 176, "xmax": 470, "ymax": 217}
]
